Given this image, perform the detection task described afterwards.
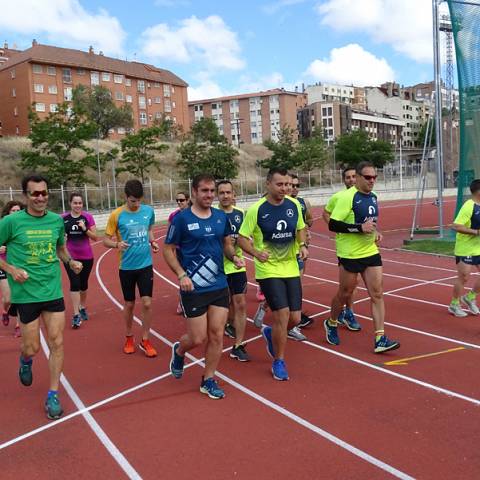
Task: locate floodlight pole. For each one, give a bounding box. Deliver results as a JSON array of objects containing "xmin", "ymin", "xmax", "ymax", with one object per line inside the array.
[{"xmin": 433, "ymin": 0, "xmax": 445, "ymax": 237}]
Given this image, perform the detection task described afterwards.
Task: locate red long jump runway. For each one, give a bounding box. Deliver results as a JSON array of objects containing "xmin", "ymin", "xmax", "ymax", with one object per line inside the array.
[{"xmin": 1, "ymin": 198, "xmax": 479, "ymax": 479}]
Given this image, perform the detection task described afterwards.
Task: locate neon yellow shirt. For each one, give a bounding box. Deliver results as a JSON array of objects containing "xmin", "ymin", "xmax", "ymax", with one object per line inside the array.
[
  {"xmin": 239, "ymin": 196, "xmax": 305, "ymax": 279},
  {"xmin": 325, "ymin": 189, "xmax": 346, "ymax": 214},
  {"xmin": 219, "ymin": 206, "xmax": 247, "ymax": 275},
  {"xmin": 454, "ymin": 199, "xmax": 480, "ymax": 256},
  {"xmin": 330, "ymin": 187, "xmax": 379, "ymax": 259}
]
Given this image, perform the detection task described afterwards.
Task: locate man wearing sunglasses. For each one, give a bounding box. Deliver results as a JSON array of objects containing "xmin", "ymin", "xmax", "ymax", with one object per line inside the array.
[
  {"xmin": 325, "ymin": 162, "xmax": 400, "ymax": 353},
  {"xmin": 0, "ymin": 174, "xmax": 83, "ymax": 420}
]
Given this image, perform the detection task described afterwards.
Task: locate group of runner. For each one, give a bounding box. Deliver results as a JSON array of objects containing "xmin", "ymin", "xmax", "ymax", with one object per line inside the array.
[{"xmin": 3, "ymin": 161, "xmax": 480, "ymax": 418}]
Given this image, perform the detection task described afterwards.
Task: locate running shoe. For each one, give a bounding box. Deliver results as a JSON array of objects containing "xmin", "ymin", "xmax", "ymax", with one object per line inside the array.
[
  {"xmin": 337, "ymin": 308, "xmax": 361, "ymax": 331},
  {"xmin": 139, "ymin": 338, "xmax": 157, "ymax": 358},
  {"xmin": 298, "ymin": 312, "xmax": 314, "ymax": 328},
  {"xmin": 14, "ymin": 326, "xmax": 21, "ymax": 338},
  {"xmin": 272, "ymin": 359, "xmax": 289, "ymax": 381},
  {"xmin": 461, "ymin": 295, "xmax": 480, "ymax": 315},
  {"xmin": 224, "ymin": 323, "xmax": 236, "ymax": 339},
  {"xmin": 123, "ymin": 335, "xmax": 136, "ymax": 354},
  {"xmin": 79, "ymin": 307, "xmax": 89, "ymax": 321},
  {"xmin": 170, "ymin": 341, "xmax": 184, "ymax": 379},
  {"xmin": 2, "ymin": 312, "xmax": 9, "ymax": 326},
  {"xmin": 374, "ymin": 335, "xmax": 400, "ymax": 353},
  {"xmin": 447, "ymin": 303, "xmax": 468, "ymax": 318},
  {"xmin": 230, "ymin": 344, "xmax": 251, "ymax": 362},
  {"xmin": 200, "ymin": 377, "xmax": 225, "ymax": 399},
  {"xmin": 45, "ymin": 393, "xmax": 63, "ymax": 420},
  {"xmin": 71, "ymin": 314, "xmax": 82, "ymax": 329},
  {"xmin": 19, "ymin": 356, "xmax": 32, "ymax": 386},
  {"xmin": 287, "ymin": 326, "xmax": 307, "ymax": 341},
  {"xmin": 262, "ymin": 326, "xmax": 275, "ymax": 358},
  {"xmin": 256, "ymin": 287, "xmax": 265, "ymax": 302},
  {"xmin": 324, "ymin": 319, "xmax": 340, "ymax": 346},
  {"xmin": 176, "ymin": 302, "xmax": 183, "ymax": 315}
]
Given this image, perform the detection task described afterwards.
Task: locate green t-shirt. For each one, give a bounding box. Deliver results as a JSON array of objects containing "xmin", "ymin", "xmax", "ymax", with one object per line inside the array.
[
  {"xmin": 0, "ymin": 210, "xmax": 65, "ymax": 303},
  {"xmin": 324, "ymin": 189, "xmax": 346, "ymax": 214},
  {"xmin": 330, "ymin": 187, "xmax": 379, "ymax": 259},
  {"xmin": 454, "ymin": 199, "xmax": 480, "ymax": 256},
  {"xmin": 239, "ymin": 196, "xmax": 305, "ymax": 279},
  {"xmin": 220, "ymin": 206, "xmax": 247, "ymax": 275}
]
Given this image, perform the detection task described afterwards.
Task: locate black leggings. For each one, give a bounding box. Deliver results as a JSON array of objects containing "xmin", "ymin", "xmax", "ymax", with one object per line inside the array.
[{"xmin": 64, "ymin": 258, "xmax": 94, "ymax": 292}]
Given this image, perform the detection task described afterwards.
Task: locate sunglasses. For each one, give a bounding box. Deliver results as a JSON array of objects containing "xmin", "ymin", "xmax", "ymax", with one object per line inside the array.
[
  {"xmin": 28, "ymin": 190, "xmax": 49, "ymax": 198},
  {"xmin": 361, "ymin": 175, "xmax": 377, "ymax": 181},
  {"xmin": 292, "ymin": 184, "xmax": 300, "ymax": 188},
  {"xmin": 176, "ymin": 198, "xmax": 186, "ymax": 203}
]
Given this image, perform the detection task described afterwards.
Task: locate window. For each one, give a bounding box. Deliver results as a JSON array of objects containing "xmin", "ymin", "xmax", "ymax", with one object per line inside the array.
[
  {"xmin": 115, "ymin": 91, "xmax": 124, "ymax": 101},
  {"xmin": 48, "ymin": 85, "xmax": 58, "ymax": 94},
  {"xmin": 194, "ymin": 105, "xmax": 203, "ymax": 111},
  {"xmin": 12, "ymin": 88, "xmax": 16, "ymax": 97},
  {"xmin": 32, "ymin": 64, "xmax": 42, "ymax": 74},
  {"xmin": 77, "ymin": 68, "xmax": 86, "ymax": 75},
  {"xmin": 47, "ymin": 66, "xmax": 56, "ymax": 76},
  {"xmin": 148, "ymin": 98, "xmax": 152, "ymax": 106},
  {"xmin": 322, "ymin": 107, "xmax": 327, "ymax": 116},
  {"xmin": 154, "ymin": 96, "xmax": 161, "ymax": 104},
  {"xmin": 139, "ymin": 112, "xmax": 147, "ymax": 125},
  {"xmin": 13, "ymin": 107, "xmax": 18, "ymax": 116},
  {"xmin": 102, "ymin": 72, "xmax": 111, "ymax": 82},
  {"xmin": 34, "ymin": 84, "xmax": 44, "ymax": 93},
  {"xmin": 126, "ymin": 95, "xmax": 132, "ymax": 103},
  {"xmin": 164, "ymin": 99, "xmax": 172, "ymax": 112},
  {"xmin": 163, "ymin": 85, "xmax": 171, "ymax": 97},
  {"xmin": 328, "ymin": 107, "xmax": 333, "ymax": 116},
  {"xmin": 125, "ymin": 78, "xmax": 132, "ymax": 87},
  {"xmin": 15, "ymin": 126, "xmax": 20, "ymax": 135},
  {"xmin": 114, "ymin": 74, "xmax": 123, "ymax": 84},
  {"xmin": 138, "ymin": 96, "xmax": 146, "ymax": 109},
  {"xmin": 62, "ymin": 68, "xmax": 72, "ymax": 83},
  {"xmin": 10, "ymin": 69, "xmax": 15, "ymax": 79},
  {"xmin": 50, "ymin": 104, "xmax": 58, "ymax": 112},
  {"xmin": 153, "ymin": 82, "xmax": 161, "ymax": 88},
  {"xmin": 155, "ymin": 112, "xmax": 163, "ymax": 120},
  {"xmin": 35, "ymin": 103, "xmax": 46, "ymax": 112},
  {"xmin": 172, "ymin": 86, "xmax": 175, "ymax": 93},
  {"xmin": 172, "ymin": 101, "xmax": 176, "ymax": 109},
  {"xmin": 64, "ymin": 87, "xmax": 73, "ymax": 101},
  {"xmin": 90, "ymin": 71, "xmax": 100, "ymax": 86},
  {"xmin": 137, "ymin": 80, "xmax": 145, "ymax": 93}
]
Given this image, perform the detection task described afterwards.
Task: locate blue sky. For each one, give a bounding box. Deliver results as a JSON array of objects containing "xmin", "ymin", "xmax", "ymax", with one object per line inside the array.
[{"xmin": 1, "ymin": 0, "xmax": 445, "ymax": 100}]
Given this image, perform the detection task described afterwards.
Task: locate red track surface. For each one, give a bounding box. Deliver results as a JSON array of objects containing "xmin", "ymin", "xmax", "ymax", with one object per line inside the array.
[{"xmin": 1, "ymin": 196, "xmax": 478, "ymax": 480}]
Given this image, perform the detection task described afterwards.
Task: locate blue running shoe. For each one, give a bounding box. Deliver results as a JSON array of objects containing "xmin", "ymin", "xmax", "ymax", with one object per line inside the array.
[
  {"xmin": 374, "ymin": 335, "xmax": 400, "ymax": 353},
  {"xmin": 79, "ymin": 307, "xmax": 89, "ymax": 321},
  {"xmin": 71, "ymin": 314, "xmax": 82, "ymax": 329},
  {"xmin": 272, "ymin": 359, "xmax": 289, "ymax": 381},
  {"xmin": 19, "ymin": 356, "xmax": 33, "ymax": 386},
  {"xmin": 200, "ymin": 377, "xmax": 225, "ymax": 399},
  {"xmin": 324, "ymin": 319, "xmax": 340, "ymax": 345},
  {"xmin": 45, "ymin": 393, "xmax": 63, "ymax": 420},
  {"xmin": 170, "ymin": 341, "xmax": 184, "ymax": 379},
  {"xmin": 338, "ymin": 308, "xmax": 361, "ymax": 331},
  {"xmin": 262, "ymin": 326, "xmax": 275, "ymax": 358}
]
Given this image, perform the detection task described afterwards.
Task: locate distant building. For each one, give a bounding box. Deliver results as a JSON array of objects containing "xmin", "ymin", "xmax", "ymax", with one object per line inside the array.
[
  {"xmin": 188, "ymin": 89, "xmax": 307, "ymax": 145},
  {"xmin": 0, "ymin": 41, "xmax": 189, "ymax": 137}
]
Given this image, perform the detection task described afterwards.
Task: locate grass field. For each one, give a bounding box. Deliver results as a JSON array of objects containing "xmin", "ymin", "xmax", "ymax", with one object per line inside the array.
[{"xmin": 402, "ymin": 238, "xmax": 455, "ymax": 256}]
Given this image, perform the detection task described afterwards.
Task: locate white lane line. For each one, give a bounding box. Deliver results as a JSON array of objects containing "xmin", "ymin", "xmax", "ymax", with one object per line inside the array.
[{"xmin": 38, "ymin": 332, "xmax": 141, "ymax": 479}]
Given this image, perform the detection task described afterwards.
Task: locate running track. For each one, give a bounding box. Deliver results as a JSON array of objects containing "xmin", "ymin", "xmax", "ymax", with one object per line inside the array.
[{"xmin": 2, "ymin": 197, "xmax": 478, "ymax": 480}]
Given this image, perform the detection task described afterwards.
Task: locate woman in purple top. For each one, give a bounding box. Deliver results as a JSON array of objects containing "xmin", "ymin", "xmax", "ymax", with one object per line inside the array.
[
  {"xmin": 62, "ymin": 193, "xmax": 97, "ymax": 329},
  {"xmin": 0, "ymin": 201, "xmax": 24, "ymax": 337}
]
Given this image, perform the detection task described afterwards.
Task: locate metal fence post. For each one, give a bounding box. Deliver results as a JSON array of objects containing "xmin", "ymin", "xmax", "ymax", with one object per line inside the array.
[
  {"xmin": 169, "ymin": 178, "xmax": 173, "ymax": 202},
  {"xmin": 308, "ymin": 171, "xmax": 311, "ymax": 189},
  {"xmin": 149, "ymin": 178, "xmax": 154, "ymax": 205},
  {"xmin": 60, "ymin": 185, "xmax": 66, "ymax": 213},
  {"xmin": 106, "ymin": 182, "xmax": 111, "ymax": 209},
  {"xmin": 9, "ymin": 187, "xmax": 13, "ymax": 200},
  {"xmin": 188, "ymin": 179, "xmax": 192, "ymax": 197},
  {"xmin": 84, "ymin": 184, "xmax": 89, "ymax": 210}
]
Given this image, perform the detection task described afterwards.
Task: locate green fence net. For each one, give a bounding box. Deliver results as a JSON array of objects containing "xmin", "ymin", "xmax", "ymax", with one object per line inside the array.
[{"xmin": 449, "ymin": 0, "xmax": 480, "ymax": 213}]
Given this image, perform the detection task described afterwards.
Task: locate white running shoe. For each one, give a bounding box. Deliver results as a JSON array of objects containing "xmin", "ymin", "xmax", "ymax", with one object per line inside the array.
[
  {"xmin": 448, "ymin": 303, "xmax": 468, "ymax": 317},
  {"xmin": 287, "ymin": 326, "xmax": 307, "ymax": 341},
  {"xmin": 461, "ymin": 295, "xmax": 480, "ymax": 315}
]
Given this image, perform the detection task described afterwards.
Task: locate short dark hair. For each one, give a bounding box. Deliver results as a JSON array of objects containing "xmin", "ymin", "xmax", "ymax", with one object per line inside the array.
[
  {"xmin": 175, "ymin": 191, "xmax": 190, "ymax": 200},
  {"xmin": 1, "ymin": 200, "xmax": 24, "ymax": 218},
  {"xmin": 470, "ymin": 179, "xmax": 480, "ymax": 194},
  {"xmin": 21, "ymin": 174, "xmax": 49, "ymax": 194},
  {"xmin": 356, "ymin": 161, "xmax": 375, "ymax": 175},
  {"xmin": 290, "ymin": 173, "xmax": 299, "ymax": 181},
  {"xmin": 216, "ymin": 179, "xmax": 233, "ymax": 191},
  {"xmin": 192, "ymin": 173, "xmax": 215, "ymax": 190},
  {"xmin": 267, "ymin": 167, "xmax": 289, "ymax": 181},
  {"xmin": 124, "ymin": 179, "xmax": 143, "ymax": 198},
  {"xmin": 69, "ymin": 192, "xmax": 83, "ymax": 203},
  {"xmin": 342, "ymin": 167, "xmax": 356, "ymax": 179}
]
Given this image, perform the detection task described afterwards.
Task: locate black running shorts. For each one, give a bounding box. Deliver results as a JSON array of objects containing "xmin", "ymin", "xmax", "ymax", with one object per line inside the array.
[
  {"xmin": 15, "ymin": 298, "xmax": 65, "ymax": 325},
  {"xmin": 0, "ymin": 269, "xmax": 6, "ymax": 281},
  {"xmin": 338, "ymin": 254, "xmax": 383, "ymax": 274},
  {"xmin": 119, "ymin": 266, "xmax": 154, "ymax": 302},
  {"xmin": 456, "ymin": 255, "xmax": 480, "ymax": 265},
  {"xmin": 227, "ymin": 271, "xmax": 247, "ymax": 296},
  {"xmin": 180, "ymin": 287, "xmax": 230, "ymax": 318},
  {"xmin": 64, "ymin": 258, "xmax": 94, "ymax": 292},
  {"xmin": 257, "ymin": 277, "xmax": 302, "ymax": 312}
]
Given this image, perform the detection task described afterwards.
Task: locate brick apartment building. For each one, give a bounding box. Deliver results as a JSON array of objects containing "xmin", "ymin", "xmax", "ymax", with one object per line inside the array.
[
  {"xmin": 0, "ymin": 41, "xmax": 189, "ymax": 137},
  {"xmin": 188, "ymin": 89, "xmax": 307, "ymax": 145}
]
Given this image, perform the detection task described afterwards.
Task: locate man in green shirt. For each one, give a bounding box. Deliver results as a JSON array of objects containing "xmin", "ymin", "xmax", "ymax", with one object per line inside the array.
[
  {"xmin": 238, "ymin": 167, "xmax": 308, "ymax": 380},
  {"xmin": 0, "ymin": 175, "xmax": 82, "ymax": 420},
  {"xmin": 449, "ymin": 179, "xmax": 480, "ymax": 317},
  {"xmin": 324, "ymin": 161, "xmax": 400, "ymax": 353}
]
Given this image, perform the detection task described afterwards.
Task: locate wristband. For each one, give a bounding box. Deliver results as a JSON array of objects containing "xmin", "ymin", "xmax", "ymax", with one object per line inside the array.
[{"xmin": 178, "ymin": 272, "xmax": 187, "ymax": 281}]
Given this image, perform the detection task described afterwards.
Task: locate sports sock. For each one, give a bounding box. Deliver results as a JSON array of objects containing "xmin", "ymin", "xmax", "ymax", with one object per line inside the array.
[
  {"xmin": 327, "ymin": 318, "xmax": 338, "ymax": 327},
  {"xmin": 20, "ymin": 354, "xmax": 32, "ymax": 365},
  {"xmin": 47, "ymin": 390, "xmax": 58, "ymax": 398},
  {"xmin": 375, "ymin": 330, "xmax": 385, "ymax": 342},
  {"xmin": 451, "ymin": 298, "xmax": 460, "ymax": 305},
  {"xmin": 466, "ymin": 291, "xmax": 476, "ymax": 302}
]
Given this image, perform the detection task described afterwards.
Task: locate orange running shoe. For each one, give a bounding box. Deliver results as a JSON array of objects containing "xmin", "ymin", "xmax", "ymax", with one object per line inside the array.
[
  {"xmin": 123, "ymin": 336, "xmax": 135, "ymax": 354},
  {"xmin": 139, "ymin": 338, "xmax": 157, "ymax": 358}
]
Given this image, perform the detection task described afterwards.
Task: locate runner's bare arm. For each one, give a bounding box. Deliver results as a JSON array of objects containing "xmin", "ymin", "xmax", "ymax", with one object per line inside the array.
[
  {"xmin": 56, "ymin": 244, "xmax": 83, "ymax": 274},
  {"xmin": 452, "ymin": 223, "xmax": 480, "ymax": 236},
  {"xmin": 163, "ymin": 243, "xmax": 194, "ymax": 291},
  {"xmin": 223, "ymin": 237, "xmax": 245, "ymax": 269},
  {"xmin": 237, "ymin": 235, "xmax": 269, "ymax": 262},
  {"xmin": 0, "ymin": 258, "xmax": 29, "ymax": 283}
]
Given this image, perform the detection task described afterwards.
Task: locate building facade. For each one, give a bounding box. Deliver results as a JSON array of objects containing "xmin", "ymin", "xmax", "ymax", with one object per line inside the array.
[
  {"xmin": 188, "ymin": 89, "xmax": 307, "ymax": 145},
  {"xmin": 0, "ymin": 41, "xmax": 189, "ymax": 137}
]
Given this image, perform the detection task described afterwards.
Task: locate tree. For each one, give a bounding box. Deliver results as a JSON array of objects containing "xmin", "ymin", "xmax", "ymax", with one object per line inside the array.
[
  {"xmin": 20, "ymin": 104, "xmax": 100, "ymax": 187},
  {"xmin": 117, "ymin": 127, "xmax": 169, "ymax": 183},
  {"xmin": 294, "ymin": 129, "xmax": 328, "ymax": 171},
  {"xmin": 154, "ymin": 115, "xmax": 182, "ymax": 141},
  {"xmin": 259, "ymin": 125, "xmax": 297, "ymax": 170},
  {"xmin": 418, "ymin": 120, "xmax": 436, "ymax": 147},
  {"xmin": 72, "ymin": 85, "xmax": 133, "ymax": 139},
  {"xmin": 177, "ymin": 118, "xmax": 239, "ymax": 179}
]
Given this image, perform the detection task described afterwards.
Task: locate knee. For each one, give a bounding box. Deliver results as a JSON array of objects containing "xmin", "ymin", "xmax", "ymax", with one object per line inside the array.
[
  {"xmin": 208, "ymin": 329, "xmax": 224, "ymax": 344},
  {"xmin": 190, "ymin": 332, "xmax": 207, "ymax": 347},
  {"xmin": 370, "ymin": 290, "xmax": 383, "ymax": 303},
  {"xmin": 23, "ymin": 338, "xmax": 40, "ymax": 356},
  {"xmin": 48, "ymin": 333, "xmax": 64, "ymax": 352},
  {"xmin": 459, "ymin": 274, "xmax": 469, "ymax": 284},
  {"xmin": 233, "ymin": 298, "xmax": 246, "ymax": 313},
  {"xmin": 141, "ymin": 297, "xmax": 152, "ymax": 310},
  {"xmin": 124, "ymin": 301, "xmax": 135, "ymax": 311}
]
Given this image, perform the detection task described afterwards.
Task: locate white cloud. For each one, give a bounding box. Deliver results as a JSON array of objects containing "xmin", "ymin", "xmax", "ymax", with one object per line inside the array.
[
  {"xmin": 316, "ymin": 0, "xmax": 433, "ymax": 63},
  {"xmin": 141, "ymin": 15, "xmax": 245, "ymax": 70},
  {"xmin": 262, "ymin": 0, "xmax": 307, "ymax": 15},
  {"xmin": 0, "ymin": 0, "xmax": 125, "ymax": 56},
  {"xmin": 237, "ymin": 72, "xmax": 287, "ymax": 92},
  {"xmin": 188, "ymin": 72, "xmax": 226, "ymax": 101},
  {"xmin": 305, "ymin": 44, "xmax": 395, "ymax": 86}
]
